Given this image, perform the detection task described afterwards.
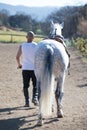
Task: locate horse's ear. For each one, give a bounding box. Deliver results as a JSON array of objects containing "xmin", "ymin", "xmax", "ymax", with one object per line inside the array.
[
  {"xmin": 50, "ymin": 20, "xmax": 54, "ymax": 26},
  {"xmin": 60, "ymin": 22, "xmax": 64, "ymax": 29}
]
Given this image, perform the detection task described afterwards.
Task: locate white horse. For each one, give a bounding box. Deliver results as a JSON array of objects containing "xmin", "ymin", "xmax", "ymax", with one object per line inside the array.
[{"xmin": 34, "ymin": 21, "xmax": 69, "ymax": 126}]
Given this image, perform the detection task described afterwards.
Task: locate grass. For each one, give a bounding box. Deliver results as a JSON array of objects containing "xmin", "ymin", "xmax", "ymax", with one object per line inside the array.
[{"xmin": 0, "ymin": 30, "xmax": 44, "ymax": 43}]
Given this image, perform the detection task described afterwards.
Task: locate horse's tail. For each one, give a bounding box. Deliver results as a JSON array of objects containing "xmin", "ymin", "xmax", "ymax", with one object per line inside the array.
[{"xmin": 40, "ymin": 46, "xmax": 54, "ymax": 117}]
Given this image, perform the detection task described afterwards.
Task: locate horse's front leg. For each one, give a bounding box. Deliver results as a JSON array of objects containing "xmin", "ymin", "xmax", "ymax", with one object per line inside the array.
[{"xmin": 55, "ymin": 72, "xmax": 65, "ymax": 118}]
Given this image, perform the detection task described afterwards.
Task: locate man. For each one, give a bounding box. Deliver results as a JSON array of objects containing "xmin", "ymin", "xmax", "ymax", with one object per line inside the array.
[{"xmin": 16, "ymin": 31, "xmax": 38, "ymax": 107}]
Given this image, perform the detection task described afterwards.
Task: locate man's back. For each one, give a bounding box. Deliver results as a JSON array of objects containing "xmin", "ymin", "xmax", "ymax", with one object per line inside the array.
[{"xmin": 22, "ymin": 42, "xmax": 37, "ymax": 70}]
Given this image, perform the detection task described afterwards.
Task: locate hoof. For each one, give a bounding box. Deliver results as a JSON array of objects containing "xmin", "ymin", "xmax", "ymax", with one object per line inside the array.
[
  {"xmin": 58, "ymin": 114, "xmax": 63, "ymax": 118},
  {"xmin": 57, "ymin": 109, "xmax": 63, "ymax": 118},
  {"xmin": 37, "ymin": 120, "xmax": 43, "ymax": 126}
]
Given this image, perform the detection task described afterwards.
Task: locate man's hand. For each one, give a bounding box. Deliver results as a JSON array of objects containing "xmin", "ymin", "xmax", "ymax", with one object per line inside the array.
[{"xmin": 17, "ymin": 65, "xmax": 22, "ymax": 69}]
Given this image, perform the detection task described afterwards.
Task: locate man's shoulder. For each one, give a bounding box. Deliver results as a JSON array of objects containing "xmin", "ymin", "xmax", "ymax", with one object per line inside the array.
[
  {"xmin": 31, "ymin": 42, "xmax": 37, "ymax": 46},
  {"xmin": 32, "ymin": 42, "xmax": 37, "ymax": 45},
  {"xmin": 22, "ymin": 42, "xmax": 27, "ymax": 45},
  {"xmin": 22, "ymin": 42, "xmax": 37, "ymax": 47}
]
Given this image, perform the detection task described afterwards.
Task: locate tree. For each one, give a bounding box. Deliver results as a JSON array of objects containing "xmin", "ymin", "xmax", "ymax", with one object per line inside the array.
[
  {"xmin": 9, "ymin": 13, "xmax": 33, "ymax": 31},
  {"xmin": 0, "ymin": 9, "xmax": 9, "ymax": 26}
]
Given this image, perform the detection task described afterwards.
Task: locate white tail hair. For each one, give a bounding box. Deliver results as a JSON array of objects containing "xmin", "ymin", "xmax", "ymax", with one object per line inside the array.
[{"xmin": 39, "ymin": 46, "xmax": 55, "ymax": 117}]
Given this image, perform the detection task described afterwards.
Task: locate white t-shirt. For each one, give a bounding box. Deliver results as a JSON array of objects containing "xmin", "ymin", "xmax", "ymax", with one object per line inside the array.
[{"xmin": 21, "ymin": 42, "xmax": 37, "ymax": 70}]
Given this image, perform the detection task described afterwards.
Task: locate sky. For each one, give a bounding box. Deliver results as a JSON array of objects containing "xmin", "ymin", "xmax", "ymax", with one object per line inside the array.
[{"xmin": 0, "ymin": 0, "xmax": 87, "ymax": 7}]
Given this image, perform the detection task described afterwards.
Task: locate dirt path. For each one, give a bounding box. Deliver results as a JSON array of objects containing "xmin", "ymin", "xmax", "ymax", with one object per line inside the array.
[{"xmin": 0, "ymin": 43, "xmax": 87, "ymax": 130}]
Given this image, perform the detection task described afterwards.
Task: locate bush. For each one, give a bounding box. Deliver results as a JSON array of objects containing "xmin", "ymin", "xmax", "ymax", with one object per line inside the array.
[{"xmin": 76, "ymin": 37, "xmax": 87, "ymax": 56}]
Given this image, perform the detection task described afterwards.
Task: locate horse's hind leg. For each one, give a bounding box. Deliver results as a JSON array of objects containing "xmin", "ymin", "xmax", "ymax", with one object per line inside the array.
[
  {"xmin": 55, "ymin": 87, "xmax": 64, "ymax": 118},
  {"xmin": 55, "ymin": 72, "xmax": 65, "ymax": 118},
  {"xmin": 37, "ymin": 113, "xmax": 43, "ymax": 126},
  {"xmin": 36, "ymin": 81, "xmax": 43, "ymax": 126}
]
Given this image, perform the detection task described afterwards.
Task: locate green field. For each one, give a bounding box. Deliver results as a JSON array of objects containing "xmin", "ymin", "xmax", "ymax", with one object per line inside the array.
[{"xmin": 0, "ymin": 30, "xmax": 44, "ymax": 43}]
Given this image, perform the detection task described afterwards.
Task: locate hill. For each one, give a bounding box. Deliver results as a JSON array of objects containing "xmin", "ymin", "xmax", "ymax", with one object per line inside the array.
[{"xmin": 0, "ymin": 3, "xmax": 59, "ymax": 21}]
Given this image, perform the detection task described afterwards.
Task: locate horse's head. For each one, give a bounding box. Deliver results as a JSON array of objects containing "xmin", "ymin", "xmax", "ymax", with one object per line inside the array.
[{"xmin": 49, "ymin": 21, "xmax": 64, "ymax": 38}]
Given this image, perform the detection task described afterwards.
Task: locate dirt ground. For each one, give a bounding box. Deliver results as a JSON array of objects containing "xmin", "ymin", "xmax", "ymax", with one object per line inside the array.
[{"xmin": 0, "ymin": 43, "xmax": 87, "ymax": 130}]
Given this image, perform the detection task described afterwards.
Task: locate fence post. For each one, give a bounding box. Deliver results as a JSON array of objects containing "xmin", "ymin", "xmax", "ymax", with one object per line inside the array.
[{"xmin": 11, "ymin": 34, "xmax": 13, "ymax": 43}]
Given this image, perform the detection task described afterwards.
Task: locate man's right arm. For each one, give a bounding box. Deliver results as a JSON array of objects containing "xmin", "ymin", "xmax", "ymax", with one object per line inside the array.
[{"xmin": 16, "ymin": 45, "xmax": 22, "ymax": 69}]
